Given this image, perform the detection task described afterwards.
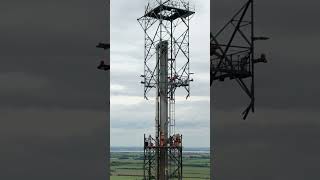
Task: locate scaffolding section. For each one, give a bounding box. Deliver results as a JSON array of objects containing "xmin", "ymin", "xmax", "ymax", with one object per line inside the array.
[
  {"xmin": 138, "ymin": 0, "xmax": 195, "ymax": 179},
  {"xmin": 144, "ymin": 134, "xmax": 182, "ymax": 179},
  {"xmin": 211, "ymin": 0, "xmax": 268, "ymax": 119}
]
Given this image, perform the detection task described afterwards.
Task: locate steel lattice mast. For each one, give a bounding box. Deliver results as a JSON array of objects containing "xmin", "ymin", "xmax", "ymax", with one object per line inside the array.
[
  {"xmin": 138, "ymin": 0, "xmax": 195, "ymax": 179},
  {"xmin": 211, "ymin": 0, "xmax": 268, "ymax": 119}
]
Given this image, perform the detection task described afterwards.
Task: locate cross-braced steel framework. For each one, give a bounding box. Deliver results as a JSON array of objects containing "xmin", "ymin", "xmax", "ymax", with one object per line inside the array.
[
  {"xmin": 211, "ymin": 0, "xmax": 268, "ymax": 119},
  {"xmin": 138, "ymin": 0, "xmax": 195, "ymax": 101},
  {"xmin": 144, "ymin": 134, "xmax": 183, "ymax": 180},
  {"xmin": 138, "ymin": 0, "xmax": 194, "ymax": 179}
]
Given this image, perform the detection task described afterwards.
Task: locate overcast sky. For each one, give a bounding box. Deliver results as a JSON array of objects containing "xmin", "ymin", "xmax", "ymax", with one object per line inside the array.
[
  {"xmin": 211, "ymin": 0, "xmax": 320, "ymax": 179},
  {"xmin": 1, "ymin": 0, "xmax": 109, "ymax": 179},
  {"xmin": 110, "ymin": 0, "xmax": 210, "ymax": 147}
]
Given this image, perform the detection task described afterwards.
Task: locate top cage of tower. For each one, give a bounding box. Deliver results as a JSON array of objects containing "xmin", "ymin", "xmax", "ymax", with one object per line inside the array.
[{"xmin": 143, "ymin": 0, "xmax": 195, "ymax": 21}]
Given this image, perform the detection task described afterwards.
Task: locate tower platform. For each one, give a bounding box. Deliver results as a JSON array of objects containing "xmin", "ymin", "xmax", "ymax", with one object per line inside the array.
[{"xmin": 144, "ymin": 4, "xmax": 194, "ymax": 21}]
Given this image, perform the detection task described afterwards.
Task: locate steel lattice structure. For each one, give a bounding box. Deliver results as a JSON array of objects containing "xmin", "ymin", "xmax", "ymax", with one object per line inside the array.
[
  {"xmin": 211, "ymin": 0, "xmax": 268, "ymax": 119},
  {"xmin": 143, "ymin": 134, "xmax": 183, "ymax": 179},
  {"xmin": 138, "ymin": 0, "xmax": 194, "ymax": 179},
  {"xmin": 138, "ymin": 0, "xmax": 195, "ymax": 101}
]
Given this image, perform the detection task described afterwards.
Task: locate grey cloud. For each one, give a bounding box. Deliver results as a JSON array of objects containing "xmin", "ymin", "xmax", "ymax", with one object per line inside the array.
[
  {"xmin": 0, "ymin": 0, "xmax": 110, "ymax": 179},
  {"xmin": 110, "ymin": 0, "xmax": 210, "ymax": 148},
  {"xmin": 0, "ymin": 134, "xmax": 107, "ymax": 180}
]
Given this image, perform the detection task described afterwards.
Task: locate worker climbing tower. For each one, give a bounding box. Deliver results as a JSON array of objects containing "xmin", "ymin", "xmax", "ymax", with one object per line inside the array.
[{"xmin": 138, "ymin": 0, "xmax": 195, "ymax": 179}]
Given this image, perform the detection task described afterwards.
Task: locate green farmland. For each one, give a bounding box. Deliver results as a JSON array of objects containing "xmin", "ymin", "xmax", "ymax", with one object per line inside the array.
[{"xmin": 110, "ymin": 152, "xmax": 210, "ymax": 180}]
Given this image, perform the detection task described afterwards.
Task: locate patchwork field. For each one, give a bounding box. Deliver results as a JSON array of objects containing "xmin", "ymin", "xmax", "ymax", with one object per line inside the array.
[{"xmin": 110, "ymin": 151, "xmax": 210, "ymax": 180}]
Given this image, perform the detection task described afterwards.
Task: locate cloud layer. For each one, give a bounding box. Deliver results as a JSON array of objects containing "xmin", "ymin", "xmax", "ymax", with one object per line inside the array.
[{"xmin": 110, "ymin": 0, "xmax": 210, "ymax": 147}]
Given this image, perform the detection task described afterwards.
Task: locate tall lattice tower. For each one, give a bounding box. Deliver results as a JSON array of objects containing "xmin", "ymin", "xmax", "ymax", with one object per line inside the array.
[{"xmin": 138, "ymin": 0, "xmax": 195, "ymax": 179}]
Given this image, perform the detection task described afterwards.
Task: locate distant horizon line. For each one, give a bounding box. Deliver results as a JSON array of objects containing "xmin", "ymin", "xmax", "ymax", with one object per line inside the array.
[{"xmin": 110, "ymin": 146, "xmax": 210, "ymax": 149}]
